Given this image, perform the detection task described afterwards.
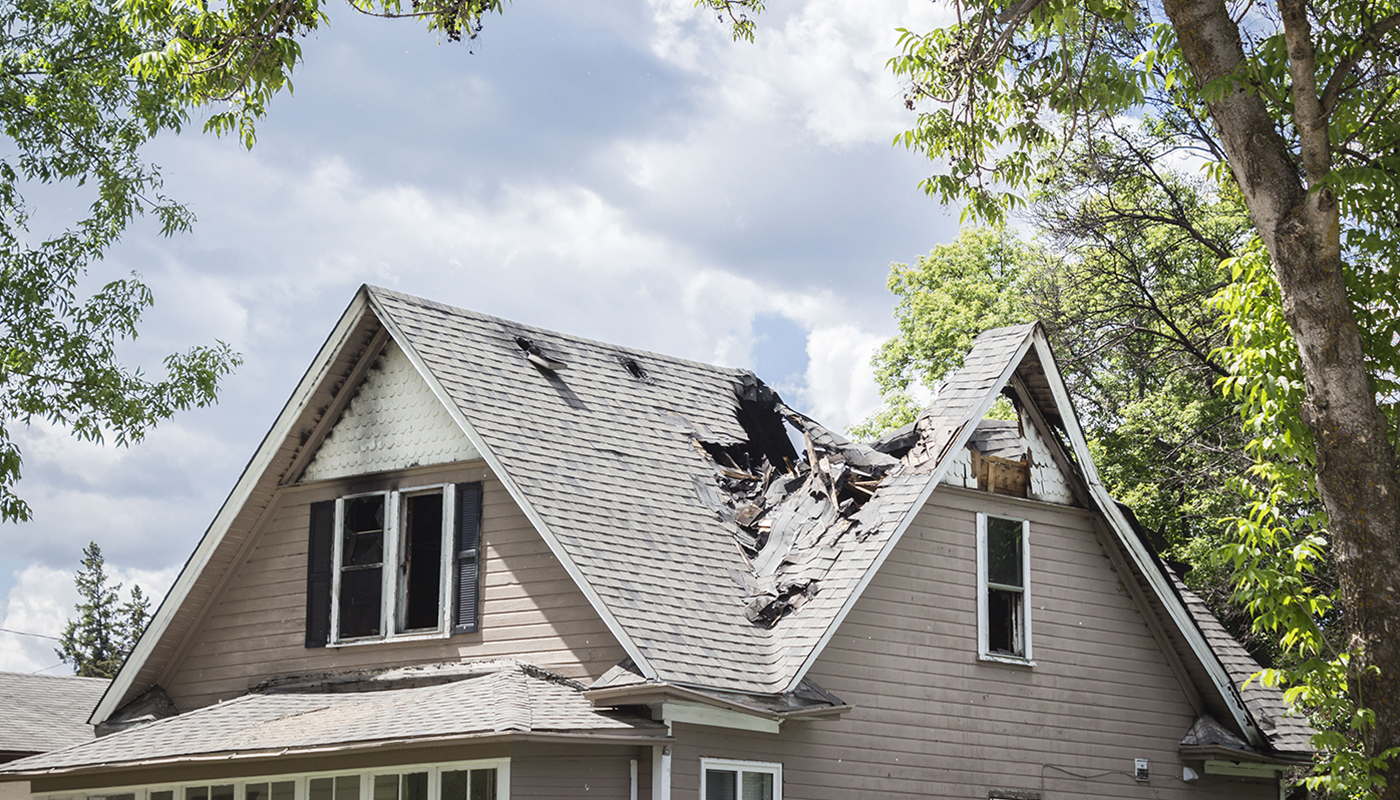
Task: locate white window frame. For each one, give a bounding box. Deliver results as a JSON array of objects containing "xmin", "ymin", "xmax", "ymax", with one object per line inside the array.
[
  {"xmin": 976, "ymin": 512, "xmax": 1034, "ymax": 665},
  {"xmin": 699, "ymin": 758, "xmax": 783, "ymax": 800},
  {"xmin": 34, "ymin": 758, "xmax": 510, "ymax": 800},
  {"xmin": 329, "ymin": 482, "xmax": 457, "ymax": 645}
]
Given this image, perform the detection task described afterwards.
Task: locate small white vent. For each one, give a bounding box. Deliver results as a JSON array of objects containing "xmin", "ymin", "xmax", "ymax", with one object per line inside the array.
[{"xmin": 302, "ymin": 340, "xmax": 479, "ymax": 482}]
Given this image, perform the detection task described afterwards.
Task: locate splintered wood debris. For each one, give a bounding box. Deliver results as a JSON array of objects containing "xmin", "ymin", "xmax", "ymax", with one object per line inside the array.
[{"xmin": 691, "ymin": 376, "xmax": 1037, "ymax": 628}]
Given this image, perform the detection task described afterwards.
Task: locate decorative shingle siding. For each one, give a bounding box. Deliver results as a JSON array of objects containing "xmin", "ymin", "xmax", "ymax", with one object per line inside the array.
[{"xmin": 303, "ymin": 341, "xmax": 479, "ymax": 482}]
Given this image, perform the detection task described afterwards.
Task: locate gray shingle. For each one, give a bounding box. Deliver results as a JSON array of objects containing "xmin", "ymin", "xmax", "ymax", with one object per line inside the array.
[
  {"xmin": 371, "ymin": 290, "xmax": 1034, "ymax": 695},
  {"xmin": 0, "ymin": 672, "xmax": 108, "ymax": 754},
  {"xmin": 2, "ymin": 662, "xmax": 664, "ymax": 774}
]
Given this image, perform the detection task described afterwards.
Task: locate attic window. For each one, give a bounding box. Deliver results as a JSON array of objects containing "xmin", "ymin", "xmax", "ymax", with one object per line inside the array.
[
  {"xmin": 515, "ymin": 336, "xmax": 566, "ymax": 371},
  {"xmin": 618, "ymin": 357, "xmax": 653, "ymax": 383}
]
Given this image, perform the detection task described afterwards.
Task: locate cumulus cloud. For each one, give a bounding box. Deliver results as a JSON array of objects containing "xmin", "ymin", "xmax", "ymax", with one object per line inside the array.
[{"xmin": 0, "ymin": 562, "xmax": 179, "ymax": 674}]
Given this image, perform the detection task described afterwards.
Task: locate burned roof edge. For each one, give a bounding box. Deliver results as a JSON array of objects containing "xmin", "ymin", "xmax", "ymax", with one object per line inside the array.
[{"xmin": 780, "ymin": 324, "xmax": 1040, "ymax": 693}]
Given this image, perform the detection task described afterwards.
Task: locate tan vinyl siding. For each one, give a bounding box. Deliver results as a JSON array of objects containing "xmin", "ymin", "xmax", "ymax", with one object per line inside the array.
[
  {"xmin": 668, "ymin": 488, "xmax": 1275, "ymax": 800},
  {"xmin": 162, "ymin": 462, "xmax": 626, "ymax": 712},
  {"xmin": 509, "ymin": 746, "xmax": 642, "ymax": 799}
]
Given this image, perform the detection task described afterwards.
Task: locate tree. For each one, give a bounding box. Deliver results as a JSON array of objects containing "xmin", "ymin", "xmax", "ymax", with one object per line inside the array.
[
  {"xmin": 56, "ymin": 542, "xmax": 150, "ymax": 678},
  {"xmin": 864, "ymin": 0, "xmax": 1400, "ymax": 791},
  {"xmin": 0, "ymin": 0, "xmax": 243, "ymax": 523}
]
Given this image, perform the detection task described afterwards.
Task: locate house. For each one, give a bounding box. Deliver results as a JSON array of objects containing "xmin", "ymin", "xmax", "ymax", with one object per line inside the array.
[
  {"xmin": 0, "ymin": 673, "xmax": 110, "ymax": 800},
  {"xmin": 0, "ymin": 286, "xmax": 1313, "ymax": 799}
]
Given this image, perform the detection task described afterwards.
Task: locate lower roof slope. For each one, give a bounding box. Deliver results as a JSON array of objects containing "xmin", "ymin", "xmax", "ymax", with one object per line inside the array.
[
  {"xmin": 0, "ymin": 673, "xmax": 108, "ymax": 757},
  {"xmin": 2, "ymin": 662, "xmax": 665, "ymax": 777}
]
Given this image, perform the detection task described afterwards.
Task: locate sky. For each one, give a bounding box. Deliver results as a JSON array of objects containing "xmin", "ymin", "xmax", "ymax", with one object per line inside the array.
[{"xmin": 0, "ymin": 0, "xmax": 962, "ymax": 673}]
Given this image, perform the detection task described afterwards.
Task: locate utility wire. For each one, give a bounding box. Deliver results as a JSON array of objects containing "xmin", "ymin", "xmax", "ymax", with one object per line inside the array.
[{"xmin": 1, "ymin": 626, "xmax": 60, "ymax": 641}]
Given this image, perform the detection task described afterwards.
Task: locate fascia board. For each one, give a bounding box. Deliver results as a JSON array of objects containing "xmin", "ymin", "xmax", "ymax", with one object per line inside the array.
[
  {"xmin": 89, "ymin": 290, "xmax": 374, "ymax": 725},
  {"xmin": 363, "ymin": 290, "xmax": 657, "ymax": 680},
  {"xmin": 1028, "ymin": 329, "xmax": 1264, "ymax": 747},
  {"xmin": 783, "ymin": 329, "xmax": 1038, "ymax": 693}
]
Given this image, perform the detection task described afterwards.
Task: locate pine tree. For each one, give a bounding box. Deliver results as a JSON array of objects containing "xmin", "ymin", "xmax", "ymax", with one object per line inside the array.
[{"xmin": 56, "ymin": 543, "xmax": 150, "ymax": 678}]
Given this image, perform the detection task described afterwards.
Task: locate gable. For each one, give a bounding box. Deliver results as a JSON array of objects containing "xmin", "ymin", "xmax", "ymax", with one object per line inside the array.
[
  {"xmin": 159, "ymin": 464, "xmax": 628, "ymax": 713},
  {"xmin": 939, "ymin": 414, "xmax": 1076, "ymax": 505},
  {"xmin": 302, "ymin": 340, "xmax": 479, "ymax": 482}
]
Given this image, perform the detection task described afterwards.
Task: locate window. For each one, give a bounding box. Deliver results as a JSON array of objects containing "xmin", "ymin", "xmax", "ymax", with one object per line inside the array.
[
  {"xmin": 700, "ymin": 759, "xmax": 782, "ymax": 800},
  {"xmin": 977, "ymin": 513, "xmax": 1032, "ymax": 663},
  {"xmin": 39, "ymin": 760, "xmax": 506, "ymax": 800},
  {"xmin": 305, "ymin": 482, "xmax": 483, "ymax": 647}
]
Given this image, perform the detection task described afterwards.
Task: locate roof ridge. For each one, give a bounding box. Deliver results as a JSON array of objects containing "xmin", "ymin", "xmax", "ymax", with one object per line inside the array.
[{"xmin": 365, "ymin": 285, "xmax": 752, "ymax": 380}]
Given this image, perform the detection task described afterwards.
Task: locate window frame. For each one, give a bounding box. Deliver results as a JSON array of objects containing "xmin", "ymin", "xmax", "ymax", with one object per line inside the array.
[
  {"xmin": 34, "ymin": 758, "xmax": 510, "ymax": 800},
  {"xmin": 699, "ymin": 757, "xmax": 783, "ymax": 800},
  {"xmin": 976, "ymin": 512, "xmax": 1034, "ymax": 665},
  {"xmin": 329, "ymin": 482, "xmax": 457, "ymax": 645}
]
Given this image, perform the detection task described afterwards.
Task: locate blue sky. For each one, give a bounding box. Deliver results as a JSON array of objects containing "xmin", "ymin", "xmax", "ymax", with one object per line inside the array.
[{"xmin": 0, "ymin": 0, "xmax": 959, "ymax": 672}]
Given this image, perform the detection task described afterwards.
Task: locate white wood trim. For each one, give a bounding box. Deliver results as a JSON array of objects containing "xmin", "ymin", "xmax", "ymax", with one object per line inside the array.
[
  {"xmin": 365, "ymin": 290, "xmax": 657, "ymax": 679},
  {"xmin": 784, "ymin": 328, "xmax": 1037, "ymax": 692},
  {"xmin": 33, "ymin": 759, "xmax": 510, "ymax": 800},
  {"xmin": 698, "ymin": 758, "xmax": 782, "ymax": 800},
  {"xmin": 650, "ymin": 746, "xmax": 670, "ymax": 800},
  {"xmin": 659, "ymin": 701, "xmax": 780, "ymax": 734},
  {"xmin": 90, "ymin": 291, "xmax": 374, "ymax": 725},
  {"xmin": 976, "ymin": 513, "xmax": 1033, "ymax": 664}
]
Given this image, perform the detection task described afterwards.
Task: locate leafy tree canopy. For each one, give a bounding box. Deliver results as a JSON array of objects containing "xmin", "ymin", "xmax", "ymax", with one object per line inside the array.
[{"xmin": 0, "ymin": 0, "xmax": 242, "ymax": 522}]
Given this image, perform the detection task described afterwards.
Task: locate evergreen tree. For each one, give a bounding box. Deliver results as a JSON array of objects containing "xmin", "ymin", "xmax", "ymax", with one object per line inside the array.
[{"xmin": 56, "ymin": 543, "xmax": 150, "ymax": 678}]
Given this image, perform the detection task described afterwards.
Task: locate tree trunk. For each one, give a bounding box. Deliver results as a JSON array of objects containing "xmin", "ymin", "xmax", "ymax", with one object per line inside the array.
[{"xmin": 1162, "ymin": 0, "xmax": 1400, "ymax": 782}]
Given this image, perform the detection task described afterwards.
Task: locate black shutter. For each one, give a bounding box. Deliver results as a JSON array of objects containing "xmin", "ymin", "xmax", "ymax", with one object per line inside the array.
[
  {"xmin": 454, "ymin": 482, "xmax": 483, "ymax": 634},
  {"xmin": 305, "ymin": 500, "xmax": 335, "ymax": 647}
]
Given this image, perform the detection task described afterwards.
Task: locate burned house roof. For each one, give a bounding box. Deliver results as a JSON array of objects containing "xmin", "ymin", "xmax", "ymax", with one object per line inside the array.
[
  {"xmin": 369, "ymin": 290, "xmax": 1039, "ymax": 696},
  {"xmin": 93, "ymin": 286, "xmax": 1307, "ymax": 762}
]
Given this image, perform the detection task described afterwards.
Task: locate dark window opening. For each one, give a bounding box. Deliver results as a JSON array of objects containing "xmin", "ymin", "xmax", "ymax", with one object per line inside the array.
[
  {"xmin": 987, "ymin": 588, "xmax": 1023, "ymax": 656},
  {"xmin": 987, "ymin": 516, "xmax": 1023, "ymax": 587},
  {"xmin": 442, "ymin": 769, "xmax": 498, "ymax": 800},
  {"xmin": 401, "ymin": 493, "xmax": 444, "ymax": 631},
  {"xmin": 339, "ymin": 494, "xmax": 385, "ymax": 638}
]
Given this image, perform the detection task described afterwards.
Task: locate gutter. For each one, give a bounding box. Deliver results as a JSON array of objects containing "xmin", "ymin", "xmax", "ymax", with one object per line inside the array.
[{"xmin": 0, "ymin": 730, "xmax": 673, "ymax": 781}]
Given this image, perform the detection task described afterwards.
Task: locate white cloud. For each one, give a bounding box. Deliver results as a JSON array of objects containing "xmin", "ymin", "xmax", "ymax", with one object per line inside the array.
[
  {"xmin": 0, "ymin": 565, "xmax": 75, "ymax": 673},
  {"xmin": 801, "ymin": 323, "xmax": 886, "ymax": 430},
  {"xmin": 0, "ymin": 561, "xmax": 179, "ymax": 675},
  {"xmin": 648, "ymin": 0, "xmax": 951, "ymax": 147}
]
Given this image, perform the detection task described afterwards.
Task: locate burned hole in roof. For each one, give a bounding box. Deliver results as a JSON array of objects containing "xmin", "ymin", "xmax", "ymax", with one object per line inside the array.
[
  {"xmin": 515, "ymin": 336, "xmax": 567, "ymax": 371},
  {"xmin": 618, "ymin": 356, "xmax": 654, "ymax": 384},
  {"xmin": 689, "ymin": 375, "xmax": 901, "ymax": 628}
]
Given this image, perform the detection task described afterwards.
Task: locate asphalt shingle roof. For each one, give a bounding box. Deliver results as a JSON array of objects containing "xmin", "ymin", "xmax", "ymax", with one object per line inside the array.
[
  {"xmin": 371, "ymin": 289, "xmax": 1034, "ymax": 695},
  {"xmin": 2, "ymin": 662, "xmax": 664, "ymax": 774},
  {"xmin": 0, "ymin": 672, "xmax": 108, "ymax": 755},
  {"xmin": 1170, "ymin": 571, "xmax": 1316, "ymax": 757}
]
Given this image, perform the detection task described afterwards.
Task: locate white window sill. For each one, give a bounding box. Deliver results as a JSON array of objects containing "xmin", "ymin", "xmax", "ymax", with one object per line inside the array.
[
  {"xmin": 978, "ymin": 653, "xmax": 1036, "ymax": 667},
  {"xmin": 329, "ymin": 630, "xmax": 451, "ymax": 648}
]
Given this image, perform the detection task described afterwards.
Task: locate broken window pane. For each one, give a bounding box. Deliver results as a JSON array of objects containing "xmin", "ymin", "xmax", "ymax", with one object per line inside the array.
[
  {"xmin": 987, "ymin": 516, "xmax": 1022, "ymax": 587},
  {"xmin": 988, "ymin": 587, "xmax": 1023, "ymax": 656},
  {"xmin": 401, "ymin": 492, "xmax": 444, "ymax": 631},
  {"xmin": 706, "ymin": 770, "xmax": 738, "ymax": 800},
  {"xmin": 339, "ymin": 493, "xmax": 386, "ymax": 639},
  {"xmin": 343, "ymin": 495, "xmax": 385, "ymax": 567},
  {"xmin": 245, "ymin": 784, "xmax": 269, "ymax": 800}
]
